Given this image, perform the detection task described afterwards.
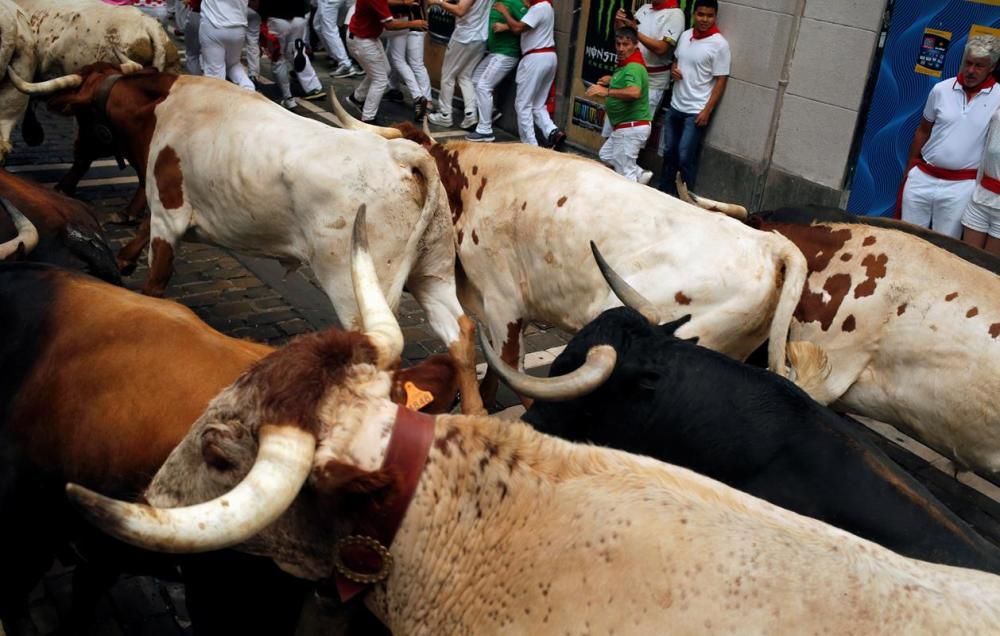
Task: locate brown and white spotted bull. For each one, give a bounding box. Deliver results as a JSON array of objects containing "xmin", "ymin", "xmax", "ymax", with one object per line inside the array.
[
  {"xmin": 747, "ymin": 207, "xmax": 1000, "ymax": 476},
  {"xmin": 68, "ymin": 215, "xmax": 1000, "ymax": 633},
  {"xmin": 0, "ymin": 260, "xmax": 461, "ymax": 634},
  {"xmin": 0, "ymin": 166, "xmax": 119, "ymax": 283},
  {"xmin": 12, "ymin": 64, "xmax": 485, "ymax": 414},
  {"xmin": 331, "ymin": 97, "xmax": 808, "ymax": 404}
]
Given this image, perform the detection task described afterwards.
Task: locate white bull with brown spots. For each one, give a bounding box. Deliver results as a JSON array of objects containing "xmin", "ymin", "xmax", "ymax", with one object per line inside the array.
[
  {"xmin": 332, "ymin": 102, "xmax": 808, "ymax": 404},
  {"xmin": 751, "ymin": 208, "xmax": 1000, "ymax": 476},
  {"xmin": 0, "ymin": 0, "xmax": 37, "ymax": 161},
  {"xmin": 14, "ymin": 65, "xmax": 485, "ymax": 414},
  {"xmin": 68, "ymin": 221, "xmax": 1000, "ymax": 633}
]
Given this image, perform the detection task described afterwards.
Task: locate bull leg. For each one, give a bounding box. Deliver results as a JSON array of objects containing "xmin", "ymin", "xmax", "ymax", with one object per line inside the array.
[
  {"xmin": 482, "ymin": 316, "xmax": 531, "ymax": 410},
  {"xmin": 55, "ymin": 135, "xmax": 97, "ymax": 196},
  {"xmin": 141, "ymin": 206, "xmax": 191, "ymax": 297},
  {"xmin": 117, "ymin": 215, "xmax": 151, "ymax": 275},
  {"xmin": 122, "ymin": 186, "xmax": 148, "ymax": 224},
  {"xmin": 408, "ymin": 276, "xmax": 486, "ymax": 415}
]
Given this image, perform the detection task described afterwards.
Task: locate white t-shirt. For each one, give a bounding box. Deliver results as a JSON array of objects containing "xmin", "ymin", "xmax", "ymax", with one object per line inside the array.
[
  {"xmin": 670, "ymin": 29, "xmax": 730, "ymax": 114},
  {"xmin": 201, "ymin": 0, "xmax": 248, "ymax": 28},
  {"xmin": 634, "ymin": 4, "xmax": 684, "ymax": 91},
  {"xmin": 972, "ymin": 107, "xmax": 1000, "ymax": 207},
  {"xmin": 921, "ymin": 77, "xmax": 1000, "ymax": 171},
  {"xmin": 519, "ymin": 1, "xmax": 554, "ymax": 53},
  {"xmin": 451, "ymin": 0, "xmax": 491, "ymax": 43}
]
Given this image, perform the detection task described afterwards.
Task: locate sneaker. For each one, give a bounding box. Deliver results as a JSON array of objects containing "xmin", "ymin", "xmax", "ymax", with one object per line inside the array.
[
  {"xmin": 350, "ymin": 64, "xmax": 365, "ymax": 77},
  {"xmin": 427, "ymin": 112, "xmax": 453, "ymax": 127},
  {"xmin": 459, "ymin": 112, "xmax": 478, "ymax": 130},
  {"xmin": 384, "ymin": 88, "xmax": 405, "ymax": 103},
  {"xmin": 465, "ymin": 131, "xmax": 495, "ymax": 142},
  {"xmin": 281, "ymin": 97, "xmax": 298, "ymax": 110},
  {"xmin": 547, "ymin": 128, "xmax": 567, "ymax": 151},
  {"xmin": 361, "ymin": 117, "xmax": 381, "ymax": 125},
  {"xmin": 347, "ymin": 92, "xmax": 365, "ymax": 110},
  {"xmin": 293, "ymin": 39, "xmax": 307, "ymax": 73},
  {"xmin": 638, "ymin": 169, "xmax": 653, "ymax": 185},
  {"xmin": 303, "ymin": 87, "xmax": 327, "ymax": 101},
  {"xmin": 330, "ymin": 62, "xmax": 355, "ymax": 78},
  {"xmin": 413, "ymin": 97, "xmax": 428, "ymax": 123}
]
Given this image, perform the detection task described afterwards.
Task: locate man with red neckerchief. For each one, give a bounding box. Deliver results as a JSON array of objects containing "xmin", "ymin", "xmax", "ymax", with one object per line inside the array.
[
  {"xmin": 902, "ymin": 35, "xmax": 1000, "ymax": 239},
  {"xmin": 614, "ymin": 0, "xmax": 684, "ymax": 115},
  {"xmin": 587, "ymin": 26, "xmax": 652, "ymax": 183},
  {"xmin": 656, "ymin": 0, "xmax": 729, "ymax": 196}
]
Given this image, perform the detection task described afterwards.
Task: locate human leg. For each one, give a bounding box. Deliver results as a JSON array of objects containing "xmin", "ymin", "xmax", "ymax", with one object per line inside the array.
[
  {"xmin": 900, "ymin": 167, "xmax": 935, "ymax": 229},
  {"xmin": 528, "ymin": 52, "xmax": 558, "ymax": 140},
  {"xmin": 317, "ymin": 0, "xmax": 350, "ymax": 66},
  {"xmin": 455, "ymin": 40, "xmax": 486, "ymax": 127},
  {"xmin": 245, "ymin": 8, "xmax": 262, "ymax": 80},
  {"xmin": 385, "ymin": 30, "xmax": 422, "ymax": 99},
  {"xmin": 432, "ymin": 38, "xmax": 463, "ymax": 120},
  {"xmin": 347, "ymin": 37, "xmax": 390, "ymax": 121},
  {"xmin": 657, "ymin": 107, "xmax": 685, "ymax": 195},
  {"xmin": 185, "ymin": 11, "xmax": 202, "ymax": 75},
  {"xmin": 676, "ymin": 111, "xmax": 706, "ymax": 189},
  {"xmin": 407, "ymin": 30, "xmax": 432, "ymax": 99},
  {"xmin": 472, "ymin": 53, "xmax": 516, "ymax": 136},
  {"xmin": 514, "ymin": 57, "xmax": 539, "ymax": 144},
  {"xmin": 931, "ymin": 179, "xmax": 976, "ymax": 239},
  {"xmin": 283, "ymin": 17, "xmax": 323, "ymax": 94},
  {"xmin": 198, "ymin": 19, "xmax": 229, "ymax": 80}
]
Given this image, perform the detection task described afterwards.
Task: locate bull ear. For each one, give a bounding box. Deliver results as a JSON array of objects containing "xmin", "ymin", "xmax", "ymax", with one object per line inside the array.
[
  {"xmin": 45, "ymin": 74, "xmax": 101, "ymax": 115},
  {"xmin": 659, "ymin": 314, "xmax": 692, "ymax": 336},
  {"xmin": 392, "ymin": 354, "xmax": 459, "ymax": 414}
]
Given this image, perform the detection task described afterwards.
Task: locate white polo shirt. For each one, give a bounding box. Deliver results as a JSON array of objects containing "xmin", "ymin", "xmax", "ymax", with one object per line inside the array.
[
  {"xmin": 519, "ymin": 1, "xmax": 554, "ymax": 53},
  {"xmin": 201, "ymin": 0, "xmax": 249, "ymax": 28},
  {"xmin": 634, "ymin": 4, "xmax": 684, "ymax": 91},
  {"xmin": 451, "ymin": 0, "xmax": 491, "ymax": 43},
  {"xmin": 670, "ymin": 29, "xmax": 730, "ymax": 114},
  {"xmin": 921, "ymin": 77, "xmax": 1000, "ymax": 171},
  {"xmin": 972, "ymin": 108, "xmax": 1000, "ymax": 207}
]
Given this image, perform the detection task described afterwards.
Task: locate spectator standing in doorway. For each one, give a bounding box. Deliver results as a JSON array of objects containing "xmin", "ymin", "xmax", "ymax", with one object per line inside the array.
[
  {"xmin": 588, "ymin": 26, "xmax": 651, "ymax": 183},
  {"xmin": 902, "ymin": 35, "xmax": 1000, "ymax": 239},
  {"xmin": 200, "ymin": 0, "xmax": 255, "ymax": 90},
  {"xmin": 425, "ymin": 0, "xmax": 491, "ymax": 130},
  {"xmin": 657, "ymin": 0, "xmax": 728, "ymax": 196},
  {"xmin": 614, "ymin": 0, "xmax": 684, "ymax": 116}
]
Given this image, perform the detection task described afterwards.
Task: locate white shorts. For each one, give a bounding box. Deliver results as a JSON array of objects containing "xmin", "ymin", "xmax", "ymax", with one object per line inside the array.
[{"xmin": 962, "ymin": 198, "xmax": 1000, "ymax": 238}]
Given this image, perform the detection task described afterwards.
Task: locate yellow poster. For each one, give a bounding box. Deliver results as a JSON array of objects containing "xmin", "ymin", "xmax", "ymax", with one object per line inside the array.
[
  {"xmin": 970, "ymin": 24, "xmax": 1000, "ymax": 39},
  {"xmin": 915, "ymin": 28, "xmax": 952, "ymax": 77}
]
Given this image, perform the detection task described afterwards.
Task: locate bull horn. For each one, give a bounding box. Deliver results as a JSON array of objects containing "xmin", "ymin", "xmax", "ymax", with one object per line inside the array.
[
  {"xmin": 119, "ymin": 60, "xmax": 144, "ymax": 75},
  {"xmin": 7, "ymin": 66, "xmax": 82, "ymax": 95},
  {"xmin": 590, "ymin": 241, "xmax": 660, "ymax": 325},
  {"xmin": 676, "ymin": 174, "xmax": 748, "ymax": 221},
  {"xmin": 65, "ymin": 424, "xmax": 315, "ymax": 553},
  {"xmin": 478, "ymin": 327, "xmax": 616, "ymax": 401},
  {"xmin": 328, "ymin": 89, "xmax": 402, "ymax": 139},
  {"xmin": 351, "ymin": 204, "xmax": 404, "ymax": 368},
  {"xmin": 422, "ymin": 114, "xmax": 439, "ymax": 144},
  {"xmin": 0, "ymin": 198, "xmax": 38, "ymax": 259}
]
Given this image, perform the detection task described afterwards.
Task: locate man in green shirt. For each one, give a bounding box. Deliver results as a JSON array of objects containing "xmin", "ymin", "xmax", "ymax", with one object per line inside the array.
[
  {"xmin": 586, "ymin": 26, "xmax": 653, "ymax": 183},
  {"xmin": 465, "ymin": 0, "xmax": 527, "ymax": 141}
]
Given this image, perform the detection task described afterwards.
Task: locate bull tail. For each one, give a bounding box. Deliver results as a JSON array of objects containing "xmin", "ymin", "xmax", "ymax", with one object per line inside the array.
[
  {"xmin": 785, "ymin": 341, "xmax": 836, "ymax": 404},
  {"xmin": 65, "ymin": 223, "xmax": 123, "ymax": 286},
  {"xmin": 767, "ymin": 236, "xmax": 807, "ymax": 378}
]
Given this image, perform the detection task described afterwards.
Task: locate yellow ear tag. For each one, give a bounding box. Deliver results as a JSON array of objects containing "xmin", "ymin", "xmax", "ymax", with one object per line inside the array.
[{"xmin": 404, "ymin": 382, "xmax": 434, "ymax": 410}]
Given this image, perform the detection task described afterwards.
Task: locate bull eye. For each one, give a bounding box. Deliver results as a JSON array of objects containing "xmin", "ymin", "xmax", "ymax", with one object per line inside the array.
[
  {"xmin": 200, "ymin": 424, "xmax": 242, "ymax": 472},
  {"xmin": 202, "ymin": 442, "xmax": 237, "ymax": 472}
]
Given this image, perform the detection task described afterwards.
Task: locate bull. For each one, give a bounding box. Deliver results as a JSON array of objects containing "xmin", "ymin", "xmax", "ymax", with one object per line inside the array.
[
  {"xmin": 69, "ymin": 211, "xmax": 1000, "ymax": 634},
  {"xmin": 0, "ymin": 257, "xmax": 460, "ymax": 634},
  {"xmin": 480, "ymin": 276, "xmax": 1000, "ymax": 572},
  {"xmin": 734, "ymin": 207, "xmax": 1000, "ymax": 476},
  {"xmin": 12, "ymin": 64, "xmax": 485, "ymax": 414},
  {"xmin": 329, "ymin": 95, "xmax": 808, "ymax": 408},
  {"xmin": 0, "ymin": 166, "xmax": 120, "ymax": 283},
  {"xmin": 0, "ymin": 0, "xmax": 36, "ymax": 161}
]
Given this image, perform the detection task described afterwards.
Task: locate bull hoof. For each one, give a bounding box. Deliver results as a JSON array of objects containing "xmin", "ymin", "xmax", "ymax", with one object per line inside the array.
[{"xmin": 116, "ymin": 258, "xmax": 137, "ymax": 276}]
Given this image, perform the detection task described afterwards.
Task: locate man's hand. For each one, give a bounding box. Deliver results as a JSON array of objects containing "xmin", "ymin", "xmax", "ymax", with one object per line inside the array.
[
  {"xmin": 585, "ymin": 84, "xmax": 609, "ymax": 98},
  {"xmin": 614, "ymin": 8, "xmax": 637, "ymax": 29},
  {"xmin": 493, "ymin": 22, "xmax": 510, "ymax": 32},
  {"xmin": 597, "ymin": 75, "xmax": 611, "ymax": 87},
  {"xmin": 695, "ymin": 108, "xmax": 712, "ymax": 127},
  {"xmin": 411, "ymin": 19, "xmax": 428, "ymax": 29},
  {"xmin": 494, "ymin": 2, "xmax": 510, "ymax": 14},
  {"xmin": 671, "ymin": 65, "xmax": 683, "ymax": 81}
]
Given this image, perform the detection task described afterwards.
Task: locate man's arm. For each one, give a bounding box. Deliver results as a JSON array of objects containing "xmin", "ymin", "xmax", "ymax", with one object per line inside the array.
[
  {"xmin": 906, "ymin": 119, "xmax": 934, "ymax": 171},
  {"xmin": 385, "ymin": 17, "xmax": 427, "ymax": 28},
  {"xmin": 429, "ymin": 0, "xmax": 476, "ymax": 18},
  {"xmin": 493, "ymin": 2, "xmax": 528, "ymax": 33},
  {"xmin": 614, "ymin": 9, "xmax": 671, "ymax": 57},
  {"xmin": 695, "ymin": 75, "xmax": 727, "ymax": 127},
  {"xmin": 585, "ymin": 81, "xmax": 641, "ymax": 101}
]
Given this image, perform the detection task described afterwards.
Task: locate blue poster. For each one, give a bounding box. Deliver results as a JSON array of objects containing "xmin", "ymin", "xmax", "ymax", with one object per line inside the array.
[{"xmin": 847, "ymin": 2, "xmax": 1000, "ymax": 217}]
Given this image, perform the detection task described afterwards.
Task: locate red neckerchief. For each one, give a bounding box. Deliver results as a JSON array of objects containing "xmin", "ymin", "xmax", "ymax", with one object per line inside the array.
[
  {"xmin": 691, "ymin": 24, "xmax": 721, "ymax": 40},
  {"xmin": 955, "ymin": 74, "xmax": 998, "ymax": 98},
  {"xmin": 618, "ymin": 49, "xmax": 646, "ymax": 68},
  {"xmin": 651, "ymin": 0, "xmax": 678, "ymax": 9}
]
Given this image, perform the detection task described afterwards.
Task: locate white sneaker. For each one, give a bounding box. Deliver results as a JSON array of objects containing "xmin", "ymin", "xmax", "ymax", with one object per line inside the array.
[
  {"xmin": 459, "ymin": 112, "xmax": 478, "ymax": 130},
  {"xmin": 330, "ymin": 62, "xmax": 355, "ymax": 78},
  {"xmin": 427, "ymin": 112, "xmax": 453, "ymax": 127},
  {"xmin": 638, "ymin": 169, "xmax": 653, "ymax": 185},
  {"xmin": 281, "ymin": 97, "xmax": 298, "ymax": 110}
]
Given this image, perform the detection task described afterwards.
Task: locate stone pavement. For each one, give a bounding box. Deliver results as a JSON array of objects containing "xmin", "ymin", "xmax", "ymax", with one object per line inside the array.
[{"xmin": 6, "ymin": 35, "xmax": 1000, "ymax": 636}]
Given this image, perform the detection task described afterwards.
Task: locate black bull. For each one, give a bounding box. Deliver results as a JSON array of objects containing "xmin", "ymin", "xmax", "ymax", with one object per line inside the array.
[{"xmin": 522, "ymin": 307, "xmax": 1000, "ymax": 574}]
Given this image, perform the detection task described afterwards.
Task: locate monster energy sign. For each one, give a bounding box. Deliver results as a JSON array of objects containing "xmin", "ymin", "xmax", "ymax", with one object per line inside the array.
[{"xmin": 581, "ymin": 0, "xmax": 689, "ymax": 84}]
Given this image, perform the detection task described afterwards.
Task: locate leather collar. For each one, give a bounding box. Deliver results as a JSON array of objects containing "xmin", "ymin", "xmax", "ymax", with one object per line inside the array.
[{"xmin": 331, "ymin": 405, "xmax": 436, "ymax": 602}]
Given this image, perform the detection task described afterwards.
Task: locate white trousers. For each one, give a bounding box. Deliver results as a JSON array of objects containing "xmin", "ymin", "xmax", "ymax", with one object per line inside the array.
[
  {"xmin": 348, "ymin": 35, "xmax": 390, "ymax": 120},
  {"xmin": 316, "ymin": 0, "xmax": 350, "ymax": 65},
  {"xmin": 244, "ymin": 8, "xmax": 261, "ymax": 79},
  {"xmin": 174, "ymin": 1, "xmax": 189, "ymax": 31},
  {"xmin": 268, "ymin": 17, "xmax": 322, "ymax": 99},
  {"xmin": 901, "ymin": 166, "xmax": 976, "ymax": 239},
  {"xmin": 199, "ymin": 20, "xmax": 254, "ymax": 90},
  {"xmin": 514, "ymin": 51, "xmax": 556, "ymax": 145},
  {"xmin": 472, "ymin": 52, "xmax": 517, "ymax": 135},
  {"xmin": 599, "ymin": 124, "xmax": 651, "ymax": 181},
  {"xmin": 184, "ymin": 10, "xmax": 202, "ymax": 76},
  {"xmin": 408, "ymin": 30, "xmax": 432, "ymax": 99},
  {"xmin": 649, "ymin": 87, "xmax": 664, "ymax": 116},
  {"xmin": 438, "ymin": 38, "xmax": 485, "ymax": 117},
  {"xmin": 385, "ymin": 30, "xmax": 424, "ymax": 100}
]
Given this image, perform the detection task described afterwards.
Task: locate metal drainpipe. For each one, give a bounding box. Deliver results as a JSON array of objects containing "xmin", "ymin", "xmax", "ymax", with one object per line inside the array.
[{"xmin": 751, "ymin": 0, "xmax": 807, "ymax": 210}]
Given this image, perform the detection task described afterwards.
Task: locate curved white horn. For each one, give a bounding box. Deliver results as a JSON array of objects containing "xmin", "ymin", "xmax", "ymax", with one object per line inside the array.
[
  {"xmin": 351, "ymin": 204, "xmax": 404, "ymax": 368},
  {"xmin": 0, "ymin": 198, "xmax": 38, "ymax": 259},
  {"xmin": 422, "ymin": 114, "xmax": 439, "ymax": 144},
  {"xmin": 328, "ymin": 89, "xmax": 403, "ymax": 139},
  {"xmin": 66, "ymin": 424, "xmax": 315, "ymax": 553},
  {"xmin": 590, "ymin": 241, "xmax": 660, "ymax": 325},
  {"xmin": 478, "ymin": 327, "xmax": 616, "ymax": 401},
  {"xmin": 7, "ymin": 66, "xmax": 82, "ymax": 95},
  {"xmin": 676, "ymin": 174, "xmax": 748, "ymax": 221}
]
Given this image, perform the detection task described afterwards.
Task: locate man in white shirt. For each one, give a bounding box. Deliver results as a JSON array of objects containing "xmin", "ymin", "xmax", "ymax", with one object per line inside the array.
[
  {"xmin": 902, "ymin": 35, "xmax": 1000, "ymax": 239},
  {"xmin": 426, "ymin": 0, "xmax": 490, "ymax": 129},
  {"xmin": 614, "ymin": 0, "xmax": 684, "ymax": 114},
  {"xmin": 962, "ymin": 108, "xmax": 1000, "ymax": 254},
  {"xmin": 657, "ymin": 0, "xmax": 727, "ymax": 196}
]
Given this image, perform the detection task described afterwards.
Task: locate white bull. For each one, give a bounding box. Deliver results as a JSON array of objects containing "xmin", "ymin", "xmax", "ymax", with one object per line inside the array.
[
  {"xmin": 332, "ymin": 97, "xmax": 808, "ymax": 401},
  {"xmin": 0, "ymin": 0, "xmax": 36, "ymax": 160},
  {"xmin": 68, "ymin": 231, "xmax": 1000, "ymax": 633}
]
